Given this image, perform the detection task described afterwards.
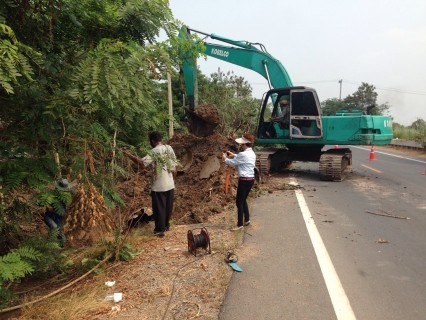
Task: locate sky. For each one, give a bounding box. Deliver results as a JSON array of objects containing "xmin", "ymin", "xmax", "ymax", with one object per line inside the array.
[{"xmin": 167, "ymin": 0, "xmax": 426, "ymax": 126}]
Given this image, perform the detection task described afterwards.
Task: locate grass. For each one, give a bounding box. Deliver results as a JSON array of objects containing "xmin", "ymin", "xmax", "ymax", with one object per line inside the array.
[
  {"xmin": 14, "ymin": 207, "xmax": 245, "ymax": 319},
  {"xmin": 393, "ymin": 125, "xmax": 426, "ymax": 146},
  {"xmin": 20, "ymin": 273, "xmax": 108, "ymax": 320},
  {"xmin": 14, "ymin": 224, "xmax": 155, "ymax": 320}
]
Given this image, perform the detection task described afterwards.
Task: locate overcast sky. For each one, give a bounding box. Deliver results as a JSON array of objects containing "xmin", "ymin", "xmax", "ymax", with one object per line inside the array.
[{"xmin": 168, "ymin": 0, "xmax": 426, "ymax": 125}]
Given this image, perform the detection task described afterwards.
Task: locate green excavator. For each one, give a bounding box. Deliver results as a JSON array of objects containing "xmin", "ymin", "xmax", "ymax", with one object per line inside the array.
[{"xmin": 179, "ymin": 27, "xmax": 393, "ymax": 181}]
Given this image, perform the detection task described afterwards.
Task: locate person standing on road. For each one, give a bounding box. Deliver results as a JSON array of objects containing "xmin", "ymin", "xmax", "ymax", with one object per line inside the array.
[
  {"xmin": 222, "ymin": 133, "xmax": 256, "ymax": 231},
  {"xmin": 123, "ymin": 132, "xmax": 178, "ymax": 237}
]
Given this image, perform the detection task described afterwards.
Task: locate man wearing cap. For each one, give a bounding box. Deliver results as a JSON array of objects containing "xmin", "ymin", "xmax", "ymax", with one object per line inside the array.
[
  {"xmin": 270, "ymin": 99, "xmax": 290, "ymax": 129},
  {"xmin": 222, "ymin": 133, "xmax": 256, "ymax": 231},
  {"xmin": 43, "ymin": 178, "xmax": 72, "ymax": 245}
]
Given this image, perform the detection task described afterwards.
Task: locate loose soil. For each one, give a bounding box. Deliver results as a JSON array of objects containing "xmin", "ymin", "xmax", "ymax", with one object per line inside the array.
[
  {"xmin": 113, "ymin": 131, "xmax": 241, "ymax": 228},
  {"xmin": 1, "ymin": 131, "xmax": 265, "ymax": 320},
  {"xmin": 1, "ymin": 140, "xmax": 423, "ymax": 319}
]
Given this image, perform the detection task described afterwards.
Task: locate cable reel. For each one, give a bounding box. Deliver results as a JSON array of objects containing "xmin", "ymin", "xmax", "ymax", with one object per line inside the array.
[{"xmin": 187, "ymin": 227, "xmax": 211, "ymax": 256}]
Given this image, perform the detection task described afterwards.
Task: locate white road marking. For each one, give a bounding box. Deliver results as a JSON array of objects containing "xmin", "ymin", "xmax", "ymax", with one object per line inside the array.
[
  {"xmin": 352, "ymin": 146, "xmax": 426, "ymax": 165},
  {"xmin": 292, "ymin": 179, "xmax": 356, "ymax": 320}
]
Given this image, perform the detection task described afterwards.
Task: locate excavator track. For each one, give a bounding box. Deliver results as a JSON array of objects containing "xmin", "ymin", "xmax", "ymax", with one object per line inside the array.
[
  {"xmin": 319, "ymin": 149, "xmax": 352, "ymax": 181},
  {"xmin": 255, "ymin": 151, "xmax": 273, "ymax": 174}
]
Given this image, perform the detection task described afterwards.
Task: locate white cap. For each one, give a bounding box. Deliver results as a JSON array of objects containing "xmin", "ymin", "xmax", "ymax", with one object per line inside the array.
[{"xmin": 235, "ymin": 136, "xmax": 251, "ymax": 144}]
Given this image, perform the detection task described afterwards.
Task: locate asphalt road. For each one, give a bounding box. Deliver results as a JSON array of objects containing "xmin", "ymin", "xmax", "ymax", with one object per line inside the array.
[{"xmin": 219, "ymin": 146, "xmax": 426, "ymax": 320}]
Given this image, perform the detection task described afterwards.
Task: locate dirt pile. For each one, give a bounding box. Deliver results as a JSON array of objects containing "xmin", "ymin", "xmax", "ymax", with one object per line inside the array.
[
  {"xmin": 185, "ymin": 104, "xmax": 220, "ymax": 137},
  {"xmin": 188, "ymin": 103, "xmax": 220, "ymax": 124},
  {"xmin": 114, "ymin": 131, "xmax": 242, "ymax": 229}
]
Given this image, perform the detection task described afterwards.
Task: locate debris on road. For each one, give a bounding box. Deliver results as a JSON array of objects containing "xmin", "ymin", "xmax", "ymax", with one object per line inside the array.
[
  {"xmin": 365, "ymin": 209, "xmax": 410, "ymax": 220},
  {"xmin": 377, "ymin": 239, "xmax": 389, "ymax": 243}
]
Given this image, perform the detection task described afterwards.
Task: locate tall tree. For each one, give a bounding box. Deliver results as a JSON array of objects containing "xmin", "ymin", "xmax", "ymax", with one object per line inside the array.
[
  {"xmin": 0, "ymin": 0, "xmax": 202, "ymax": 246},
  {"xmin": 320, "ymin": 98, "xmax": 349, "ymax": 116},
  {"xmin": 343, "ymin": 82, "xmax": 390, "ymax": 115},
  {"xmin": 198, "ymin": 68, "xmax": 259, "ymax": 137},
  {"xmin": 409, "ymin": 118, "xmax": 426, "ymax": 130}
]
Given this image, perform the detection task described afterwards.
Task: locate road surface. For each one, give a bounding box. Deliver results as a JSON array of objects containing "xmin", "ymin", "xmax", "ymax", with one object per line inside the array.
[{"xmin": 219, "ymin": 146, "xmax": 426, "ymax": 320}]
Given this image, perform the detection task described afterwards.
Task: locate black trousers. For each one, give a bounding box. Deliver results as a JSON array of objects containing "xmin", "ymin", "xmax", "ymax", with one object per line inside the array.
[
  {"xmin": 236, "ymin": 179, "xmax": 254, "ymax": 227},
  {"xmin": 151, "ymin": 189, "xmax": 174, "ymax": 232}
]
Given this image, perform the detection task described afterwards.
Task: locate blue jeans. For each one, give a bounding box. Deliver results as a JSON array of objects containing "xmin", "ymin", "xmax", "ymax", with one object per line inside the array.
[{"xmin": 43, "ymin": 214, "xmax": 66, "ymax": 243}]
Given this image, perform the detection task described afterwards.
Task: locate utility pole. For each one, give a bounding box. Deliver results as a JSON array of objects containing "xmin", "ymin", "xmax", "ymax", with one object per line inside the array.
[
  {"xmin": 167, "ymin": 72, "xmax": 174, "ymax": 138},
  {"xmin": 339, "ymin": 79, "xmax": 342, "ymax": 100}
]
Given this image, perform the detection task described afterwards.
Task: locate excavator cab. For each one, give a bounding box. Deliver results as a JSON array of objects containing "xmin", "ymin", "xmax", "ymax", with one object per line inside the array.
[{"xmin": 258, "ymin": 87, "xmax": 323, "ymax": 140}]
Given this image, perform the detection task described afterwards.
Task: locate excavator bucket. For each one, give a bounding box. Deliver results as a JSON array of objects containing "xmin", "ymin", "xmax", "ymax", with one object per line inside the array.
[
  {"xmin": 178, "ymin": 147, "xmax": 193, "ymax": 172},
  {"xmin": 185, "ymin": 104, "xmax": 219, "ymax": 137}
]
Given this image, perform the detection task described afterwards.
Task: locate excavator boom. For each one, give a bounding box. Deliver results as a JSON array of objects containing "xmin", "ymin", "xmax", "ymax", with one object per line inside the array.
[{"xmin": 180, "ymin": 27, "xmax": 292, "ymax": 110}]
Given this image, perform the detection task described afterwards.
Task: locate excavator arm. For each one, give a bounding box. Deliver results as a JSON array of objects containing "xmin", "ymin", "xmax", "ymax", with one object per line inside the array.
[{"xmin": 179, "ymin": 27, "xmax": 293, "ymax": 110}]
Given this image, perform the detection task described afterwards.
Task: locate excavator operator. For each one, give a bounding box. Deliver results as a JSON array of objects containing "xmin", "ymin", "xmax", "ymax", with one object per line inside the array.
[{"xmin": 266, "ymin": 98, "xmax": 290, "ymax": 137}]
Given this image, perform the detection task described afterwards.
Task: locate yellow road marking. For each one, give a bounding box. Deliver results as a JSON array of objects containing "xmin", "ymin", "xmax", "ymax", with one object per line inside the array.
[{"xmin": 361, "ymin": 164, "xmax": 382, "ymax": 173}]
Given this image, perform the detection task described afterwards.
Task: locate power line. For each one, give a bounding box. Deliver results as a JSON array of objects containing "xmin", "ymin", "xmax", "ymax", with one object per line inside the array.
[
  {"xmin": 294, "ymin": 79, "xmax": 340, "ymax": 84},
  {"xmin": 252, "ymin": 79, "xmax": 426, "ymax": 96},
  {"xmin": 337, "ymin": 79, "xmax": 426, "ymax": 96}
]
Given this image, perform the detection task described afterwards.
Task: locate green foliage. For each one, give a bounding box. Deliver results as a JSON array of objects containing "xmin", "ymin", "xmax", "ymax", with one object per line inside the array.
[
  {"xmin": 0, "ymin": 0, "xmax": 203, "ymax": 308},
  {"xmin": 99, "ymin": 231, "xmax": 141, "ymax": 262},
  {"xmin": 0, "ymin": 22, "xmax": 41, "ymax": 94},
  {"xmin": 41, "ymin": 189, "xmax": 72, "ymax": 215},
  {"xmin": 321, "ymin": 83, "xmax": 391, "ymax": 116},
  {"xmin": 409, "ymin": 118, "xmax": 426, "ymax": 131},
  {"xmin": 0, "ymin": 247, "xmax": 40, "ymax": 281},
  {"xmin": 21, "ymin": 231, "xmax": 72, "ymax": 278},
  {"xmin": 0, "ymin": 246, "xmax": 41, "ymax": 309},
  {"xmin": 146, "ymin": 147, "xmax": 181, "ymax": 178},
  {"xmin": 77, "ymin": 231, "xmax": 141, "ymax": 275},
  {"xmin": 393, "ymin": 118, "xmax": 426, "ymax": 146},
  {"xmin": 0, "ymin": 0, "xmax": 202, "ymax": 250},
  {"xmin": 321, "ymin": 98, "xmax": 349, "ymax": 116},
  {"xmin": 78, "ymin": 257, "xmax": 102, "ymax": 275},
  {"xmin": 198, "ymin": 69, "xmax": 260, "ymax": 137},
  {"xmin": 343, "ymin": 82, "xmax": 390, "ymax": 115}
]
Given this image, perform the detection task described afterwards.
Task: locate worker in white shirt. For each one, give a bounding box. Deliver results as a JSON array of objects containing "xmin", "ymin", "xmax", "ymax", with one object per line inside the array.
[
  {"xmin": 123, "ymin": 132, "xmax": 178, "ymax": 237},
  {"xmin": 222, "ymin": 133, "xmax": 256, "ymax": 231}
]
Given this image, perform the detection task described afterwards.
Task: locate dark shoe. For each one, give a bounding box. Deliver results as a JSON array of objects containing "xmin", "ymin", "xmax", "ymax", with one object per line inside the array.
[{"xmin": 156, "ymin": 232, "xmax": 165, "ymax": 238}]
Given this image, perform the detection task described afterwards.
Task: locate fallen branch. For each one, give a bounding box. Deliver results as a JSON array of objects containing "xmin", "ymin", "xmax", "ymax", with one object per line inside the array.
[
  {"xmin": 365, "ymin": 210, "xmax": 410, "ymax": 220},
  {"xmin": 0, "ymin": 251, "xmax": 114, "ymax": 314},
  {"xmin": 1, "ymin": 223, "xmax": 136, "ymax": 314}
]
